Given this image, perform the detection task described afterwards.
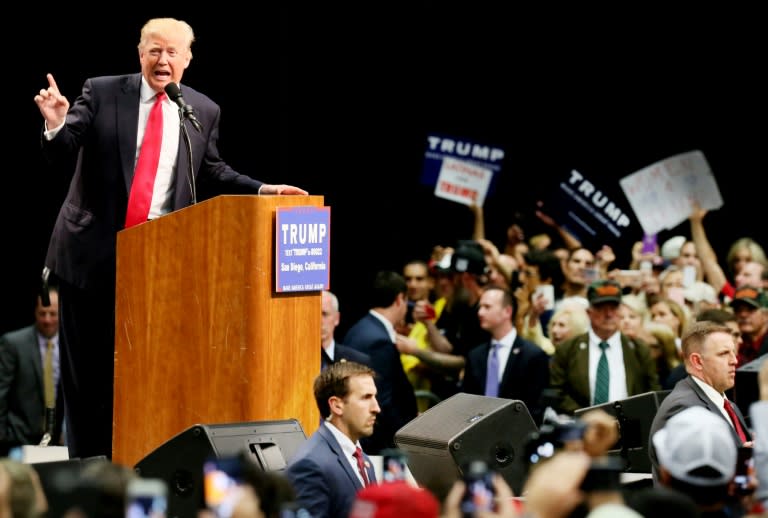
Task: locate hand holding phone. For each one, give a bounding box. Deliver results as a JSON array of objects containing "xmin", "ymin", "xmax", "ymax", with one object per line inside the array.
[
  {"xmin": 381, "ymin": 448, "xmax": 408, "ymax": 482},
  {"xmin": 204, "ymin": 456, "xmax": 245, "ymax": 518},
  {"xmin": 682, "ymin": 265, "xmax": 696, "ymax": 288},
  {"xmin": 641, "ymin": 234, "xmax": 657, "ymax": 255},
  {"xmin": 460, "ymin": 460, "xmax": 495, "ymax": 516},
  {"xmin": 125, "ymin": 478, "xmax": 168, "ymax": 518},
  {"xmin": 533, "ymin": 285, "xmax": 555, "ymax": 311},
  {"xmin": 734, "ymin": 446, "xmax": 755, "ymax": 496},
  {"xmin": 413, "ymin": 300, "xmax": 436, "ymax": 321}
]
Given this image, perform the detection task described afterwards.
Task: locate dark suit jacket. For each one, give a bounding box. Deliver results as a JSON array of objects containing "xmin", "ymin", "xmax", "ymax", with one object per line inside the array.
[
  {"xmin": 321, "ymin": 342, "xmax": 372, "ymax": 371},
  {"xmin": 41, "ymin": 73, "xmax": 263, "ymax": 289},
  {"xmin": 460, "ymin": 335, "xmax": 550, "ymax": 425},
  {"xmin": 0, "ymin": 326, "xmax": 64, "ymax": 451},
  {"xmin": 343, "ymin": 313, "xmax": 418, "ymax": 454},
  {"xmin": 550, "ymin": 332, "xmax": 660, "ymax": 414},
  {"xmin": 648, "ymin": 375, "xmax": 749, "ymax": 480},
  {"xmin": 285, "ymin": 424, "xmax": 376, "ymax": 518}
]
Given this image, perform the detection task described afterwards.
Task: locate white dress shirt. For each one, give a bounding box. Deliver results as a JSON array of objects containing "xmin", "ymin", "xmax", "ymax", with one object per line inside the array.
[{"xmin": 588, "ymin": 330, "xmax": 628, "ymax": 404}]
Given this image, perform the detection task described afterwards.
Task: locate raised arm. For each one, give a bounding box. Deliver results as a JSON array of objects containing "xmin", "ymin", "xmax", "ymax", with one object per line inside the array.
[
  {"xmin": 535, "ymin": 202, "xmax": 582, "ymax": 251},
  {"xmin": 689, "ymin": 202, "xmax": 727, "ymax": 294},
  {"xmin": 470, "ymin": 203, "xmax": 485, "ymax": 241}
]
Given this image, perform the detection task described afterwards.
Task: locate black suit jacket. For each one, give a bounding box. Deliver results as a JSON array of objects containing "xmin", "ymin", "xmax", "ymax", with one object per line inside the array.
[
  {"xmin": 460, "ymin": 335, "xmax": 550, "ymax": 425},
  {"xmin": 321, "ymin": 342, "xmax": 372, "ymax": 371},
  {"xmin": 0, "ymin": 326, "xmax": 64, "ymax": 451},
  {"xmin": 343, "ymin": 314, "xmax": 418, "ymax": 454},
  {"xmin": 648, "ymin": 375, "xmax": 750, "ymax": 480},
  {"xmin": 42, "ymin": 73, "xmax": 263, "ymax": 289}
]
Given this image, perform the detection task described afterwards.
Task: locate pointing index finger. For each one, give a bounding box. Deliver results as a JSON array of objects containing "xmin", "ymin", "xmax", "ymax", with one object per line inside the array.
[{"xmin": 46, "ymin": 73, "xmax": 60, "ymax": 93}]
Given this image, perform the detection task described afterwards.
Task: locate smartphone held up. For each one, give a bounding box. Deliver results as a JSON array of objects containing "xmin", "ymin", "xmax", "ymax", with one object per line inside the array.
[
  {"xmin": 125, "ymin": 478, "xmax": 168, "ymax": 518},
  {"xmin": 460, "ymin": 460, "xmax": 496, "ymax": 517}
]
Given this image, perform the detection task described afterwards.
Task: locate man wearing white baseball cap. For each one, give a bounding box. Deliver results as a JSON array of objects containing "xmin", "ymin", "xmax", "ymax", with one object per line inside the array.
[{"xmin": 652, "ymin": 406, "xmax": 739, "ymax": 517}]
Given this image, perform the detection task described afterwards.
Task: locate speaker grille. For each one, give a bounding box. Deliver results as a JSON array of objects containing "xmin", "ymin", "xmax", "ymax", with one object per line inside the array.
[
  {"xmin": 396, "ymin": 393, "xmax": 523, "ymax": 446},
  {"xmin": 395, "ymin": 393, "xmax": 536, "ymax": 500},
  {"xmin": 394, "ymin": 436, "xmax": 445, "ymax": 449}
]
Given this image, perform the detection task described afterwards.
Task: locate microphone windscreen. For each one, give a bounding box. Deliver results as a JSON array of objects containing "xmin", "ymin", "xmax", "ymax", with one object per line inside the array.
[{"xmin": 164, "ymin": 82, "xmax": 182, "ymax": 101}]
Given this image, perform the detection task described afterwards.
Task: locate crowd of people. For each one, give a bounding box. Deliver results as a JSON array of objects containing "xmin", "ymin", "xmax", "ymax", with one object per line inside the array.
[{"xmin": 294, "ymin": 196, "xmax": 768, "ymax": 517}]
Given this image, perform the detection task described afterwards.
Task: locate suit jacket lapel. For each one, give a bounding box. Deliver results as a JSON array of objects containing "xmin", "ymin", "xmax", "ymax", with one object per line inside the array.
[
  {"xmin": 26, "ymin": 327, "xmax": 45, "ymax": 396},
  {"xmin": 621, "ymin": 336, "xmax": 638, "ymax": 391},
  {"xmin": 732, "ymin": 402, "xmax": 751, "ymax": 440},
  {"xmin": 478, "ymin": 343, "xmax": 491, "ymax": 386},
  {"xmin": 363, "ymin": 452, "xmax": 377, "ymax": 484},
  {"xmin": 318, "ymin": 425, "xmax": 364, "ymax": 490},
  {"xmin": 499, "ymin": 338, "xmax": 522, "ymax": 390},
  {"xmin": 172, "ymin": 118, "xmax": 191, "ymax": 208},
  {"xmin": 321, "ymin": 349, "xmax": 332, "ymax": 370},
  {"xmin": 572, "ymin": 335, "xmax": 591, "ymax": 401},
  {"xmin": 118, "ymin": 74, "xmax": 142, "ymax": 194},
  {"xmin": 686, "ymin": 377, "xmax": 749, "ymax": 443}
]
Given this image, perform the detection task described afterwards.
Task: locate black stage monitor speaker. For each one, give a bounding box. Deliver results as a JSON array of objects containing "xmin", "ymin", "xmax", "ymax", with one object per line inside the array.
[
  {"xmin": 735, "ymin": 353, "xmax": 768, "ymax": 416},
  {"xmin": 31, "ymin": 456, "xmax": 109, "ymax": 518},
  {"xmin": 574, "ymin": 390, "xmax": 671, "ymax": 473},
  {"xmin": 134, "ymin": 419, "xmax": 307, "ymax": 518},
  {"xmin": 394, "ymin": 392, "xmax": 537, "ymax": 501}
]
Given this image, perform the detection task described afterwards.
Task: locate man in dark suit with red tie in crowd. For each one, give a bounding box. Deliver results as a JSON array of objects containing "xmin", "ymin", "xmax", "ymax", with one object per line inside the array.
[
  {"xmin": 649, "ymin": 320, "xmax": 752, "ymax": 482},
  {"xmin": 286, "ymin": 361, "xmax": 379, "ymax": 518},
  {"xmin": 33, "ymin": 17, "xmax": 306, "ymax": 459}
]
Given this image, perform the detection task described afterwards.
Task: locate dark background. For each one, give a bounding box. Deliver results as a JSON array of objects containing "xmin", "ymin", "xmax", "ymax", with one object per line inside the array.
[{"xmin": 2, "ymin": 7, "xmax": 765, "ymax": 337}]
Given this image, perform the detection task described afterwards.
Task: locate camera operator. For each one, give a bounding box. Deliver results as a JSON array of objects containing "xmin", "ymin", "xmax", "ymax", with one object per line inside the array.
[
  {"xmin": 521, "ymin": 409, "xmax": 699, "ymax": 518},
  {"xmin": 520, "ymin": 408, "xmax": 640, "ymax": 518}
]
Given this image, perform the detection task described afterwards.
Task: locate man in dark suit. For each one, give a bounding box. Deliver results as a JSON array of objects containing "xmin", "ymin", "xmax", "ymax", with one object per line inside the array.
[
  {"xmin": 286, "ymin": 361, "xmax": 379, "ymax": 518},
  {"xmin": 33, "ymin": 18, "xmax": 307, "ymax": 459},
  {"xmin": 550, "ymin": 279, "xmax": 659, "ymax": 414},
  {"xmin": 461, "ymin": 286, "xmax": 550, "ymax": 425},
  {"xmin": 343, "ymin": 271, "xmax": 419, "ymax": 454},
  {"xmin": 0, "ymin": 288, "xmax": 64, "ymax": 453},
  {"xmin": 321, "ymin": 290, "xmax": 371, "ymax": 370},
  {"xmin": 649, "ymin": 321, "xmax": 751, "ymax": 482}
]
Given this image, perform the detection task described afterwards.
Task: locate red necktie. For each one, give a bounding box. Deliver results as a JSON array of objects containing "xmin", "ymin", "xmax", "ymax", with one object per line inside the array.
[
  {"xmin": 125, "ymin": 92, "xmax": 165, "ymax": 228},
  {"xmin": 353, "ymin": 446, "xmax": 370, "ymax": 486},
  {"xmin": 723, "ymin": 398, "xmax": 748, "ymax": 444}
]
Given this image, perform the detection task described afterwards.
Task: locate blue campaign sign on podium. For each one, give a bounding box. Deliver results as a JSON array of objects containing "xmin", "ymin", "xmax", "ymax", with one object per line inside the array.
[{"xmin": 275, "ymin": 205, "xmax": 331, "ymax": 293}]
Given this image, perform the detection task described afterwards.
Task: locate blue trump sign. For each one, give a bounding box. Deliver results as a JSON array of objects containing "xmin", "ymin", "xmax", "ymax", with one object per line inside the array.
[{"xmin": 275, "ymin": 206, "xmax": 331, "ymax": 293}]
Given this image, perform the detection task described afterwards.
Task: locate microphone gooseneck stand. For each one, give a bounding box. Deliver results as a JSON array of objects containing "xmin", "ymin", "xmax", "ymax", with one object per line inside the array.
[{"xmin": 177, "ymin": 108, "xmax": 198, "ymax": 205}]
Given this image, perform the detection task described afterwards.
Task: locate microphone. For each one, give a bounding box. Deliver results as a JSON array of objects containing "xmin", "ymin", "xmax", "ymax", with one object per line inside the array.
[
  {"xmin": 164, "ymin": 82, "xmax": 202, "ymax": 132},
  {"xmin": 40, "ymin": 266, "xmax": 51, "ymax": 307}
]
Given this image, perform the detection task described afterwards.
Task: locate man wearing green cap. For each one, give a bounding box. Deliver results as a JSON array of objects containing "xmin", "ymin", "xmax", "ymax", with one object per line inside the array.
[{"xmin": 550, "ymin": 279, "xmax": 660, "ymax": 414}]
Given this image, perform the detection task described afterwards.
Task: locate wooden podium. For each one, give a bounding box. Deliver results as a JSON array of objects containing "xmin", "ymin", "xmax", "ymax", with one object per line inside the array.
[{"xmin": 113, "ymin": 195, "xmax": 323, "ymax": 467}]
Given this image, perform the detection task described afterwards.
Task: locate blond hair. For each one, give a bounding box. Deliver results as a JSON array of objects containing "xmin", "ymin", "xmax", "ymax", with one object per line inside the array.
[{"xmin": 138, "ymin": 18, "xmax": 195, "ymax": 58}]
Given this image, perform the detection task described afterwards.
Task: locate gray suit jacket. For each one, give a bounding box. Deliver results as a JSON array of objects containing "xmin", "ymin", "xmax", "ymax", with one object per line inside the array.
[
  {"xmin": 285, "ymin": 424, "xmax": 376, "ymax": 518},
  {"xmin": 750, "ymin": 401, "xmax": 768, "ymax": 503},
  {"xmin": 0, "ymin": 325, "xmax": 63, "ymax": 448},
  {"xmin": 648, "ymin": 375, "xmax": 750, "ymax": 480}
]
